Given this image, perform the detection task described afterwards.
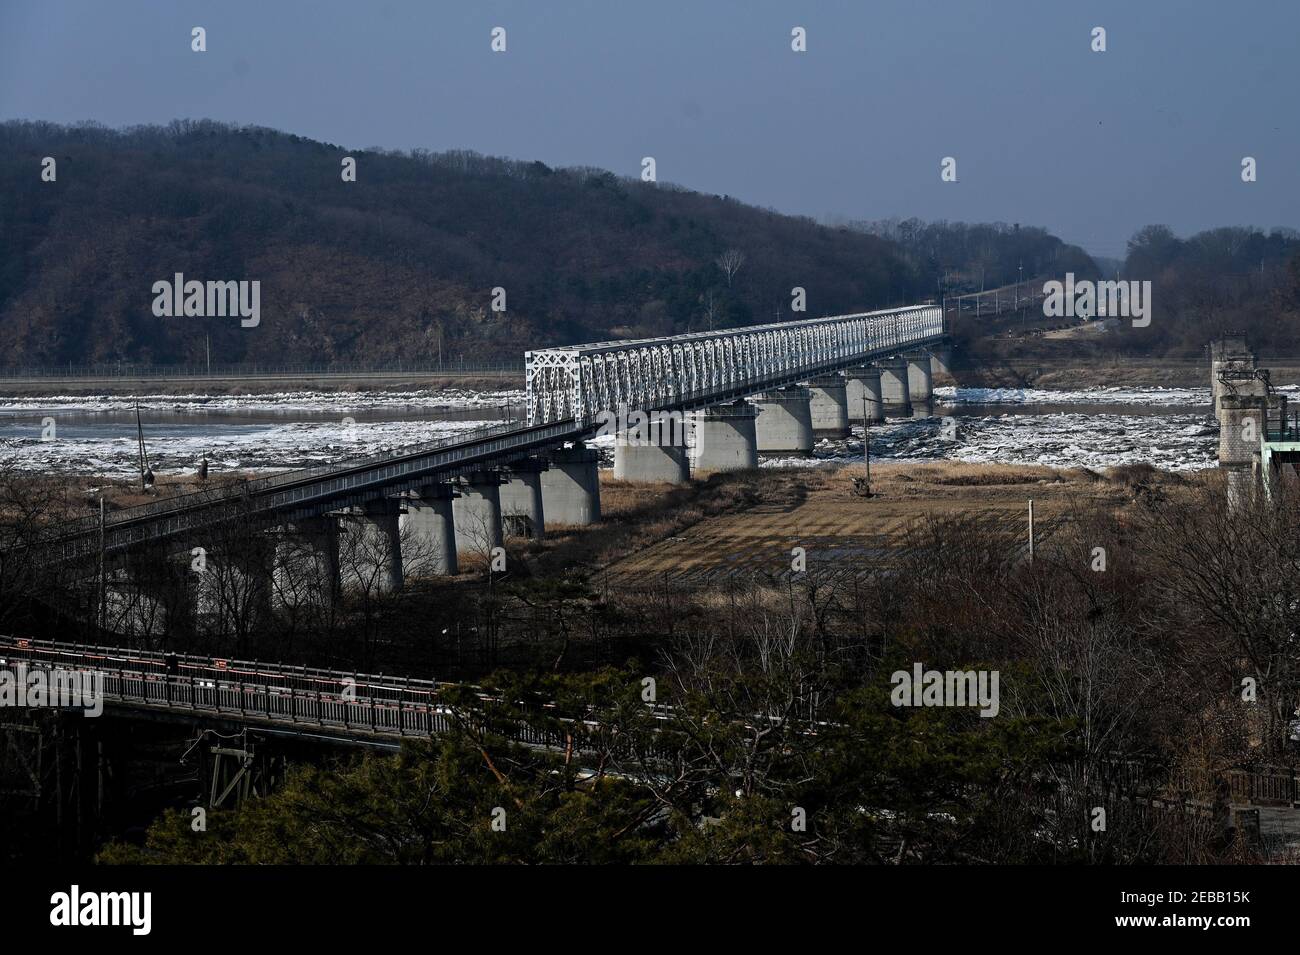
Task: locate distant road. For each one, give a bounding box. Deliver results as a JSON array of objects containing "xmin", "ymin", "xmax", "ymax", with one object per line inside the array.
[{"xmin": 0, "ymin": 362, "xmax": 525, "ymax": 394}]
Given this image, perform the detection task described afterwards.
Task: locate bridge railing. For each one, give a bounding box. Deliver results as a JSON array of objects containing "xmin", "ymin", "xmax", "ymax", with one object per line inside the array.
[
  {"xmin": 0, "ymin": 636, "xmax": 774, "ymax": 755},
  {"xmin": 0, "ymin": 636, "xmax": 672, "ymax": 748},
  {"xmin": 0, "ymin": 636, "xmax": 539, "ymax": 741},
  {"xmin": 0, "ymin": 635, "xmax": 445, "ymax": 697},
  {"xmin": 41, "ymin": 411, "xmax": 584, "ymax": 555}
]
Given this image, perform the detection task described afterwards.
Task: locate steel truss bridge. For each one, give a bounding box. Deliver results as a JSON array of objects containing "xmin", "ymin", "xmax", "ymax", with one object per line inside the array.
[
  {"xmin": 37, "ymin": 304, "xmax": 945, "ymax": 558},
  {"xmin": 525, "ymin": 304, "xmax": 942, "ymax": 424}
]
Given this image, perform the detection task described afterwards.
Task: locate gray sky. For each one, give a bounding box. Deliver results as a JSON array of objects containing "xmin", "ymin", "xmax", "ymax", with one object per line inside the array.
[{"xmin": 3, "ymin": 0, "xmax": 1297, "ymax": 260}]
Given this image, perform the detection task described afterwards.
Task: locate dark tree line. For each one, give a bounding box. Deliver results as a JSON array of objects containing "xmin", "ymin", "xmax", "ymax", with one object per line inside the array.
[
  {"xmin": 1, "ymin": 120, "xmax": 1096, "ymax": 367},
  {"xmin": 850, "ymin": 217, "xmax": 1100, "ymax": 294},
  {"xmin": 1118, "ymin": 224, "xmax": 1300, "ymax": 357}
]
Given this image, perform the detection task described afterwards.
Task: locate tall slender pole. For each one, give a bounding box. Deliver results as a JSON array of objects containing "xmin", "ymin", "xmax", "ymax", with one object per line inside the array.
[
  {"xmin": 1028, "ymin": 498, "xmax": 1035, "ymax": 562},
  {"xmin": 862, "ymin": 396, "xmax": 871, "ymax": 492},
  {"xmin": 135, "ymin": 402, "xmax": 148, "ymax": 491}
]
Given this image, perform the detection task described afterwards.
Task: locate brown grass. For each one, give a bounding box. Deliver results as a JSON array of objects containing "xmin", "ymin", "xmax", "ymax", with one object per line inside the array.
[{"xmin": 583, "ymin": 461, "xmax": 1204, "ymax": 583}]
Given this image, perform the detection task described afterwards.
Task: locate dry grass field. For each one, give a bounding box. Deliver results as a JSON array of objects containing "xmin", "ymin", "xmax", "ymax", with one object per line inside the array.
[{"xmin": 587, "ymin": 461, "xmax": 1201, "ymax": 584}]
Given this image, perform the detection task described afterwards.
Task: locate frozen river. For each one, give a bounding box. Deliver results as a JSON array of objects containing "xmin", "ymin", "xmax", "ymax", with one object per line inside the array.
[{"xmin": 0, "ymin": 384, "xmax": 1262, "ymax": 478}]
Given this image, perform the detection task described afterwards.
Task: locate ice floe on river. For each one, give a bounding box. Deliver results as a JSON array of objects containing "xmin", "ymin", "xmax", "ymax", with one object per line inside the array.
[
  {"xmin": 761, "ymin": 411, "xmax": 1218, "ymax": 472},
  {"xmin": 0, "ymin": 386, "xmax": 1224, "ymax": 476}
]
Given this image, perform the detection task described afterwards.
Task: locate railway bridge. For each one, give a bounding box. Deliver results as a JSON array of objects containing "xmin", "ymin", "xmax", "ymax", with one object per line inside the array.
[{"xmin": 28, "ymin": 304, "xmax": 950, "ymax": 636}]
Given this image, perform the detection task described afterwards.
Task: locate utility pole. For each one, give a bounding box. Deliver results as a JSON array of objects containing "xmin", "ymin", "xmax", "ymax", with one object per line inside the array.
[
  {"xmin": 135, "ymin": 401, "xmax": 153, "ymax": 491},
  {"xmin": 862, "ymin": 396, "xmax": 871, "ymax": 491},
  {"xmin": 1028, "ymin": 498, "xmax": 1035, "ymax": 562}
]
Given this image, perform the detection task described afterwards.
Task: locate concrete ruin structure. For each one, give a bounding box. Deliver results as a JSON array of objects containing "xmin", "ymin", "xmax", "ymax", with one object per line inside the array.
[
  {"xmin": 1210, "ymin": 338, "xmax": 1257, "ymax": 418},
  {"xmin": 1211, "ymin": 338, "xmax": 1300, "ymax": 508}
]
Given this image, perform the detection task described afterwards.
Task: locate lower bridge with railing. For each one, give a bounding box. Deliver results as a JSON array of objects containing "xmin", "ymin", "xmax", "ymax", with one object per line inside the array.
[
  {"xmin": 0, "ymin": 636, "xmax": 617, "ymax": 750},
  {"xmin": 6, "ymin": 635, "xmax": 1298, "ymax": 837}
]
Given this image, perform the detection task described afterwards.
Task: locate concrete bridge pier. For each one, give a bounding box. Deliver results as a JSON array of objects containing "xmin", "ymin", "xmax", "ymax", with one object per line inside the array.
[
  {"xmin": 401, "ymin": 484, "xmax": 459, "ymax": 575},
  {"xmin": 613, "ymin": 417, "xmax": 691, "ymax": 484},
  {"xmin": 273, "ymin": 517, "xmax": 340, "ymax": 609},
  {"xmin": 843, "ymin": 367, "xmax": 885, "ymax": 424},
  {"xmin": 876, "ymin": 359, "xmax": 913, "ymax": 418},
  {"xmin": 453, "ymin": 471, "xmax": 505, "ymax": 555},
  {"xmin": 929, "ymin": 345, "xmax": 954, "ymax": 380},
  {"xmin": 541, "ymin": 444, "xmax": 602, "ymax": 526},
  {"xmin": 337, "ymin": 499, "xmax": 404, "ymax": 593},
  {"xmin": 906, "ymin": 352, "xmax": 935, "ymax": 418},
  {"xmin": 807, "ymin": 376, "xmax": 851, "ymax": 439},
  {"xmin": 755, "ymin": 386, "xmax": 814, "ymax": 456},
  {"xmin": 691, "ymin": 401, "xmax": 759, "ymax": 473},
  {"xmin": 1219, "ymin": 394, "xmax": 1265, "ymax": 511},
  {"xmin": 613, "ymin": 442, "xmax": 690, "ymax": 483},
  {"xmin": 499, "ymin": 459, "xmax": 548, "ymax": 538}
]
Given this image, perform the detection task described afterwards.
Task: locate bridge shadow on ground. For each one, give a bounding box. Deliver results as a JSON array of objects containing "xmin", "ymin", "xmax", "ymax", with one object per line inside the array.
[{"xmin": 530, "ymin": 468, "xmax": 821, "ymax": 582}]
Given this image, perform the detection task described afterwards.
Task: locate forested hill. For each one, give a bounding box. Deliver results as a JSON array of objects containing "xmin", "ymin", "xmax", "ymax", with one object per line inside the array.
[{"xmin": 0, "ymin": 120, "xmax": 1096, "ymax": 366}]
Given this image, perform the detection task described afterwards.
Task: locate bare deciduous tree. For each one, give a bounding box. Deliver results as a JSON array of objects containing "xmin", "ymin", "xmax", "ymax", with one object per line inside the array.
[{"xmin": 715, "ymin": 248, "xmax": 745, "ymax": 288}]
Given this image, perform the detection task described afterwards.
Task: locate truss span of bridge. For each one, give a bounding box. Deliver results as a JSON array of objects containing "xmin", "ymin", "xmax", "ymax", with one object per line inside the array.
[
  {"xmin": 41, "ymin": 305, "xmax": 944, "ymax": 559},
  {"xmin": 525, "ymin": 304, "xmax": 944, "ymax": 425}
]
